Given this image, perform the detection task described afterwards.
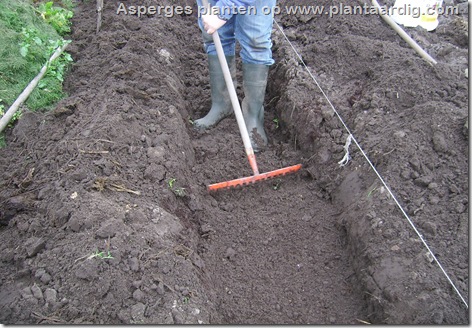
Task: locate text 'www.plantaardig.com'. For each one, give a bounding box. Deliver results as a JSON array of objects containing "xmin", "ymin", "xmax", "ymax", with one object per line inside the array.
[{"xmin": 116, "ymin": 2, "xmax": 460, "ymax": 19}]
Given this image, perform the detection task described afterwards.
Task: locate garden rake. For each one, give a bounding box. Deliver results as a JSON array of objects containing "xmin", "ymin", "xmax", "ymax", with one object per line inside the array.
[{"xmin": 202, "ymin": 0, "xmax": 302, "ymax": 191}]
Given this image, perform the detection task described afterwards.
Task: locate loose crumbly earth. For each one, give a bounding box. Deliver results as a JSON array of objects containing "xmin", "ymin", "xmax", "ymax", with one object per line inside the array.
[{"xmin": 0, "ymin": 0, "xmax": 468, "ymax": 324}]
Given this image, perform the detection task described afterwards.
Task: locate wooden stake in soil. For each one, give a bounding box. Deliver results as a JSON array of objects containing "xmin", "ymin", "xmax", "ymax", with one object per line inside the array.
[{"xmin": 0, "ymin": 43, "xmax": 69, "ymax": 134}]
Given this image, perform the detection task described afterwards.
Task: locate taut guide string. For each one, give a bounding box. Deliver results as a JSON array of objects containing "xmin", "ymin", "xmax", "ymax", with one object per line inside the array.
[{"xmin": 273, "ymin": 19, "xmax": 468, "ymax": 309}]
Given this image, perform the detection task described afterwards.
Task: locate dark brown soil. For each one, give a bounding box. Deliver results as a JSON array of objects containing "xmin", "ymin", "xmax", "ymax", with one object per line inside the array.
[{"xmin": 0, "ymin": 0, "xmax": 469, "ymax": 324}]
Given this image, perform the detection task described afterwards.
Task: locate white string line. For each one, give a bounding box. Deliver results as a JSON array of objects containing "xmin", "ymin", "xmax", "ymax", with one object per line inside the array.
[{"xmin": 273, "ymin": 19, "xmax": 468, "ymax": 309}]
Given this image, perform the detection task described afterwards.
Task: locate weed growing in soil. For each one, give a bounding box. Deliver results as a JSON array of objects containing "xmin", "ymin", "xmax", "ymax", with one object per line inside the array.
[
  {"xmin": 168, "ymin": 178, "xmax": 186, "ymax": 197},
  {"xmin": 88, "ymin": 250, "xmax": 114, "ymax": 260},
  {"xmin": 272, "ymin": 179, "xmax": 282, "ymax": 190},
  {"xmin": 273, "ymin": 118, "xmax": 280, "ymax": 129},
  {"xmin": 88, "ymin": 238, "xmax": 113, "ymax": 260},
  {"xmin": 367, "ymin": 186, "xmax": 378, "ymax": 198},
  {"xmin": 168, "ymin": 178, "xmax": 176, "ymax": 189}
]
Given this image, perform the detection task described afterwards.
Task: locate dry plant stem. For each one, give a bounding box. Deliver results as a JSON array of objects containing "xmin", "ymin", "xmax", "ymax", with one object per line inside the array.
[
  {"xmin": 0, "ymin": 43, "xmax": 69, "ymax": 133},
  {"xmin": 79, "ymin": 149, "xmax": 109, "ymax": 154},
  {"xmin": 108, "ymin": 183, "xmax": 141, "ymax": 195},
  {"xmin": 74, "ymin": 254, "xmax": 90, "ymax": 263},
  {"xmin": 371, "ymin": 0, "xmax": 437, "ymax": 66},
  {"xmin": 96, "ymin": 0, "xmax": 103, "ymax": 33},
  {"xmin": 32, "ymin": 311, "xmax": 66, "ymax": 324}
]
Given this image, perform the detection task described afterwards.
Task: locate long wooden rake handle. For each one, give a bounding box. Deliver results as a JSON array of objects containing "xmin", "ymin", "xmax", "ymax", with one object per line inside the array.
[{"xmin": 202, "ymin": 0, "xmax": 260, "ymax": 176}]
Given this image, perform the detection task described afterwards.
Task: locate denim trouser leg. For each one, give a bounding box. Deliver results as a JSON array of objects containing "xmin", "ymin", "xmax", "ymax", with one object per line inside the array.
[
  {"xmin": 235, "ymin": 0, "xmax": 276, "ymax": 65},
  {"xmin": 196, "ymin": 0, "xmax": 276, "ymax": 65},
  {"xmin": 197, "ymin": 0, "xmax": 236, "ymax": 57}
]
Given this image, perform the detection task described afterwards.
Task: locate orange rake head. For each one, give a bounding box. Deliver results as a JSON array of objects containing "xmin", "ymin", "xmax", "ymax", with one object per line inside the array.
[{"xmin": 208, "ymin": 163, "xmax": 302, "ymax": 191}]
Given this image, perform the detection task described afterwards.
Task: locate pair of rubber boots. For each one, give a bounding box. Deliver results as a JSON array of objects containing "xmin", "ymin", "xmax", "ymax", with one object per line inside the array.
[{"xmin": 194, "ymin": 55, "xmax": 268, "ymax": 152}]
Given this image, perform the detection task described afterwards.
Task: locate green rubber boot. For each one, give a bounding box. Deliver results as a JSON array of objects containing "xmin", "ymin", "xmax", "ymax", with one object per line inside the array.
[
  {"xmin": 194, "ymin": 55, "xmax": 236, "ymax": 130},
  {"xmin": 242, "ymin": 63, "xmax": 269, "ymax": 152}
]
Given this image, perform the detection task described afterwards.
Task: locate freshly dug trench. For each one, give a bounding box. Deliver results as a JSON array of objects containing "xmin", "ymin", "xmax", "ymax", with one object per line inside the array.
[{"xmin": 267, "ymin": 5, "xmax": 468, "ymax": 322}]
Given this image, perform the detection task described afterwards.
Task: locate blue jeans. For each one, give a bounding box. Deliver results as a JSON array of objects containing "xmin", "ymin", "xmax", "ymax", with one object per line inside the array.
[{"xmin": 197, "ymin": 0, "xmax": 277, "ymax": 65}]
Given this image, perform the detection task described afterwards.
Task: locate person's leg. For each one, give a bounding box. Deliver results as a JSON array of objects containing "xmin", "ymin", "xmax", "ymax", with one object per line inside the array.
[
  {"xmin": 240, "ymin": 62, "xmax": 268, "ymax": 151},
  {"xmin": 235, "ymin": 0, "xmax": 276, "ymax": 65},
  {"xmin": 194, "ymin": 0, "xmax": 237, "ymax": 129},
  {"xmin": 235, "ymin": 0, "xmax": 276, "ymax": 150},
  {"xmin": 193, "ymin": 54, "xmax": 236, "ymax": 130}
]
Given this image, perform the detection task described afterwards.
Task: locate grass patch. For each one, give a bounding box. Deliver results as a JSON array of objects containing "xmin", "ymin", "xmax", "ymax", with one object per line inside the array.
[{"xmin": 0, "ymin": 0, "xmax": 74, "ymax": 128}]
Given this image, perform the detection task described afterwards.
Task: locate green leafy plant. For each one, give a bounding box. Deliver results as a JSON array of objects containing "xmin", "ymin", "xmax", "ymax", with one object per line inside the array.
[
  {"xmin": 18, "ymin": 32, "xmax": 73, "ymax": 98},
  {"xmin": 168, "ymin": 178, "xmax": 176, "ymax": 189},
  {"xmin": 39, "ymin": 39, "xmax": 73, "ymax": 87},
  {"xmin": 173, "ymin": 187, "xmax": 186, "ymax": 197},
  {"xmin": 88, "ymin": 250, "xmax": 114, "ymax": 260},
  {"xmin": 273, "ymin": 118, "xmax": 280, "ymax": 129},
  {"xmin": 36, "ymin": 1, "xmax": 74, "ymax": 36},
  {"xmin": 167, "ymin": 178, "xmax": 186, "ymax": 197},
  {"xmin": 19, "ymin": 27, "xmax": 44, "ymax": 59}
]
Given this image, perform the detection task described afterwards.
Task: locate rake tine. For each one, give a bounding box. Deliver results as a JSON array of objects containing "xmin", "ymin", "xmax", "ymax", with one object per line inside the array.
[{"xmin": 208, "ymin": 164, "xmax": 302, "ymax": 191}]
